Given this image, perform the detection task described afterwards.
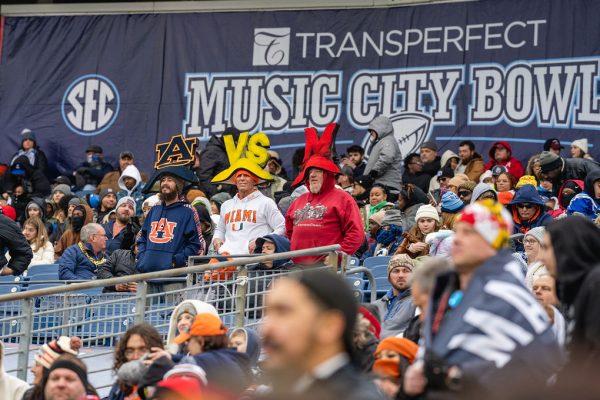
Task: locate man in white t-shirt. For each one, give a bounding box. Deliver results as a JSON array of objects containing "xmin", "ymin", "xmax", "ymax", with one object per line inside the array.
[{"xmin": 212, "ymin": 170, "xmax": 285, "ymax": 255}]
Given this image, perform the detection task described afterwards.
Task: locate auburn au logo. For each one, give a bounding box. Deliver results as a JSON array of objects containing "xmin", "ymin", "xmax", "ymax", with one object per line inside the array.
[{"xmin": 149, "ymin": 218, "xmax": 178, "ymax": 244}]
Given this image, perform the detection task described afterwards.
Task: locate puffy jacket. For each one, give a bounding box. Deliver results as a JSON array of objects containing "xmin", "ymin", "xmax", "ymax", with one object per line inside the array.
[
  {"xmin": 461, "ymin": 152, "xmax": 485, "ymax": 182},
  {"xmin": 0, "ymin": 214, "xmax": 33, "ymax": 276},
  {"xmin": 7, "ymin": 155, "xmax": 51, "ymax": 197},
  {"xmin": 97, "ymin": 249, "xmax": 136, "ymax": 292},
  {"xmin": 364, "ymin": 125, "xmax": 402, "ymax": 190},
  {"xmin": 484, "ymin": 141, "xmax": 524, "ymax": 179},
  {"xmin": 509, "ymin": 185, "xmax": 553, "ymax": 251},
  {"xmin": 376, "ymin": 288, "xmax": 417, "ymax": 338},
  {"xmin": 562, "ymin": 157, "xmax": 600, "ymax": 182},
  {"xmin": 58, "ymin": 242, "xmax": 102, "ymax": 280},
  {"xmin": 0, "ymin": 342, "xmax": 29, "ymax": 400}
]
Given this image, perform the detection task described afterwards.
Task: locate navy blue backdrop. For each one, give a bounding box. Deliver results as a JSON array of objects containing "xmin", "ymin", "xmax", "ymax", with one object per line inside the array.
[{"xmin": 1, "ymin": 0, "xmax": 600, "ymax": 177}]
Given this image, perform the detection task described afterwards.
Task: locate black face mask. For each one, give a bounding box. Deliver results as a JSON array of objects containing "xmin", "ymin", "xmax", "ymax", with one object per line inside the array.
[
  {"xmin": 72, "ymin": 216, "xmax": 85, "ymax": 232},
  {"xmin": 561, "ymin": 193, "xmax": 576, "ymax": 208}
]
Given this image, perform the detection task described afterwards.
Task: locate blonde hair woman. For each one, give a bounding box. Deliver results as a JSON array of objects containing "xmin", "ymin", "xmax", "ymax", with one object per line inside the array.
[{"xmin": 22, "ymin": 217, "xmax": 54, "ymax": 266}]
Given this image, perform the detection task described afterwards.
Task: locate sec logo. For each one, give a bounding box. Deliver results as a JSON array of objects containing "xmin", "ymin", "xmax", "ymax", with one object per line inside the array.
[{"xmin": 61, "ymin": 74, "xmax": 120, "ymax": 136}]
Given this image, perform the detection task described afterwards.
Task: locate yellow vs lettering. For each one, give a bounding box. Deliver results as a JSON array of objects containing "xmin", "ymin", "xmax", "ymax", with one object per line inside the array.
[{"xmin": 223, "ymin": 132, "xmax": 270, "ymax": 166}]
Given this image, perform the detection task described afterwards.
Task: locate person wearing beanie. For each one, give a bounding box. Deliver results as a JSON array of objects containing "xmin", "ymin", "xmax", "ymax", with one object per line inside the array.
[
  {"xmin": 28, "ymin": 336, "xmax": 81, "ymax": 386},
  {"xmin": 52, "ymin": 184, "xmax": 72, "ymax": 204},
  {"xmin": 352, "ymin": 174, "xmax": 374, "ymax": 205},
  {"xmin": 361, "ymin": 209, "xmax": 404, "ymax": 260},
  {"xmin": 5, "ymin": 154, "xmax": 51, "ymax": 199},
  {"xmin": 41, "ymin": 354, "xmax": 98, "ymax": 400},
  {"xmin": 419, "ymin": 141, "xmax": 441, "ymax": 179},
  {"xmin": 521, "ymin": 226, "xmax": 548, "ymax": 289},
  {"xmin": 374, "ymin": 254, "xmax": 418, "ymax": 339},
  {"xmin": 9, "ymin": 128, "xmax": 48, "ymax": 176},
  {"xmin": 404, "ymin": 199, "xmax": 563, "ymax": 398},
  {"xmin": 209, "ymin": 192, "xmax": 232, "ymax": 215},
  {"xmin": 141, "ymin": 193, "xmax": 161, "ymax": 220},
  {"xmin": 261, "ymin": 269, "xmax": 381, "ymax": 399},
  {"xmin": 508, "ymin": 184, "xmax": 553, "ymax": 252},
  {"xmin": 440, "ymin": 191, "xmax": 464, "ymax": 230},
  {"xmin": 372, "ymin": 337, "xmax": 418, "ymax": 398},
  {"xmin": 457, "ymin": 181, "xmax": 476, "ymax": 205},
  {"xmin": 364, "ymin": 115, "xmax": 402, "ymax": 190},
  {"xmin": 538, "ymin": 150, "xmax": 600, "ymax": 190},
  {"xmin": 367, "ymin": 209, "xmax": 386, "ymax": 246},
  {"xmin": 570, "ymin": 138, "xmax": 594, "ymax": 161},
  {"xmin": 103, "ymin": 196, "xmax": 139, "ymax": 255},
  {"xmin": 516, "ymin": 175, "xmax": 538, "ymax": 190},
  {"xmin": 396, "ymin": 204, "xmax": 440, "ymax": 259},
  {"xmin": 95, "ymin": 188, "xmax": 117, "ymax": 224},
  {"xmin": 479, "ymin": 169, "xmax": 493, "ymax": 184},
  {"xmin": 402, "ymin": 153, "xmax": 430, "ymax": 194},
  {"xmin": 483, "ymin": 141, "xmax": 524, "ymax": 180},
  {"xmin": 446, "ymin": 174, "xmax": 469, "ymax": 194}
]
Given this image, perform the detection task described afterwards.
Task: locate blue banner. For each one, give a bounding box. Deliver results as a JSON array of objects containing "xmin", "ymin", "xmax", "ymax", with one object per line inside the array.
[{"xmin": 1, "ymin": 0, "xmax": 600, "ymax": 176}]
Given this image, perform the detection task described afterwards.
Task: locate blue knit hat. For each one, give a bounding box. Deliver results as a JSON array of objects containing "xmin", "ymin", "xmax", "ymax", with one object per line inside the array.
[{"xmin": 441, "ymin": 191, "xmax": 465, "ymax": 213}]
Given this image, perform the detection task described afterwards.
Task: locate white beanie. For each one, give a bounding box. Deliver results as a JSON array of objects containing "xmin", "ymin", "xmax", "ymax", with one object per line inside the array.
[
  {"xmin": 116, "ymin": 196, "xmax": 136, "ymax": 215},
  {"xmin": 571, "ymin": 138, "xmax": 588, "ymax": 154},
  {"xmin": 415, "ymin": 204, "xmax": 440, "ymax": 223}
]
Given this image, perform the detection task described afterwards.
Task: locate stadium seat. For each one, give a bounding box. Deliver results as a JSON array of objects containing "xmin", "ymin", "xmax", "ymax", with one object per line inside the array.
[
  {"xmin": 0, "ymin": 275, "xmax": 24, "ymax": 295},
  {"xmin": 362, "ymin": 256, "xmax": 392, "ymax": 300},
  {"xmin": 345, "ymin": 276, "xmax": 365, "ymax": 303},
  {"xmin": 27, "ymin": 264, "xmax": 60, "ymax": 281},
  {"xmin": 346, "ymin": 256, "xmax": 360, "ymax": 268}
]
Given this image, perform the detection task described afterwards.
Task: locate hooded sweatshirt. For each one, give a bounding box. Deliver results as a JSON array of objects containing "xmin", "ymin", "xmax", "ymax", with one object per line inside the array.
[
  {"xmin": 547, "ymin": 218, "xmax": 600, "ymax": 372},
  {"xmin": 0, "ymin": 342, "xmax": 29, "ymax": 400},
  {"xmin": 363, "ymin": 117, "xmax": 402, "ymax": 190},
  {"xmin": 213, "ymin": 190, "xmax": 285, "ymax": 255},
  {"xmin": 285, "ymin": 171, "xmax": 365, "ymax": 264},
  {"xmin": 249, "ymin": 233, "xmax": 292, "ymax": 269},
  {"xmin": 549, "ymin": 179, "xmax": 584, "ymax": 218},
  {"xmin": 484, "ymin": 141, "xmax": 524, "ymax": 179},
  {"xmin": 182, "ymin": 349, "xmax": 252, "ymax": 395},
  {"xmin": 229, "ymin": 327, "xmax": 262, "ymax": 368},
  {"xmin": 117, "ymin": 165, "xmax": 144, "ymax": 215},
  {"xmin": 508, "ymin": 185, "xmax": 553, "ymax": 241},
  {"xmin": 166, "ymin": 300, "xmax": 219, "ymax": 350},
  {"xmin": 137, "ymin": 200, "xmax": 201, "ymax": 272}
]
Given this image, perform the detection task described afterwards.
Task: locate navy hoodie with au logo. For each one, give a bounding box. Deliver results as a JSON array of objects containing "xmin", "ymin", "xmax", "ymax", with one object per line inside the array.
[{"xmin": 137, "ymin": 201, "xmax": 200, "ymax": 272}]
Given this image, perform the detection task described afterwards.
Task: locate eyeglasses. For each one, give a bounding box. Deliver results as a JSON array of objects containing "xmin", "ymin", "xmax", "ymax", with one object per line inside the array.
[
  {"xmin": 458, "ymin": 190, "xmax": 472, "ymax": 197},
  {"xmin": 517, "ymin": 203, "xmax": 535, "ymax": 209},
  {"xmin": 523, "ymin": 238, "xmax": 539, "ymax": 245}
]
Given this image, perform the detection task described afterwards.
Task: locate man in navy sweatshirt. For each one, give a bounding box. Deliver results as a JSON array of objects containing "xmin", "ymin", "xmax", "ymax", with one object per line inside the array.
[{"xmin": 137, "ymin": 171, "xmax": 201, "ymax": 272}]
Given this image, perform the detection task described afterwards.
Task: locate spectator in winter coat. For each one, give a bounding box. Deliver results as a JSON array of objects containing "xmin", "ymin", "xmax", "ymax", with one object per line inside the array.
[
  {"xmin": 96, "ymin": 151, "xmax": 148, "ymax": 194},
  {"xmin": 21, "ymin": 217, "xmax": 54, "ymax": 266},
  {"xmin": 5, "ymin": 156, "xmax": 50, "ymax": 198},
  {"xmin": 103, "ymin": 197, "xmax": 139, "ymax": 255},
  {"xmin": 372, "ymin": 337, "xmax": 418, "ymax": 399},
  {"xmin": 165, "ymin": 300, "xmax": 218, "ymax": 355},
  {"xmin": 196, "ymin": 127, "xmax": 241, "ymax": 197},
  {"xmin": 0, "ymin": 213, "xmax": 33, "ymax": 276},
  {"xmin": 566, "ymin": 192, "xmax": 600, "ymax": 221},
  {"xmin": 456, "ymin": 140, "xmax": 485, "ymax": 182},
  {"xmin": 10, "ymin": 129, "xmax": 48, "ymax": 176},
  {"xmin": 287, "ymin": 124, "xmax": 365, "ymax": 265},
  {"xmin": 248, "ymin": 234, "xmax": 292, "ymax": 270},
  {"xmin": 352, "ymin": 174, "xmax": 373, "ymax": 206},
  {"xmin": 541, "ymin": 217, "xmax": 600, "ymax": 378},
  {"xmin": 360, "ymin": 184, "xmax": 395, "ymax": 231},
  {"xmin": 539, "ymin": 150, "xmax": 600, "ymax": 192},
  {"xmin": 376, "ymin": 254, "xmax": 418, "ymax": 338},
  {"xmin": 570, "ymin": 138, "xmax": 595, "ymax": 161},
  {"xmin": 117, "ymin": 165, "xmax": 144, "ymax": 216},
  {"xmin": 484, "ymin": 141, "xmax": 524, "ymax": 180},
  {"xmin": 364, "ymin": 115, "xmax": 402, "ymax": 190},
  {"xmin": 470, "ymin": 182, "xmax": 497, "ymax": 204},
  {"xmin": 54, "ymin": 203, "xmax": 94, "ymax": 260},
  {"xmin": 397, "ymin": 184, "xmax": 428, "ymax": 232},
  {"xmin": 396, "ymin": 205, "xmax": 441, "ymax": 258},
  {"xmin": 97, "ymin": 243, "xmax": 138, "ymax": 293},
  {"xmin": 72, "ymin": 145, "xmax": 114, "ymax": 190},
  {"xmin": 402, "ymin": 153, "xmax": 430, "ymax": 193},
  {"xmin": 0, "ymin": 342, "xmax": 29, "ymax": 400},
  {"xmin": 426, "ymin": 150, "xmax": 459, "ymax": 195},
  {"xmin": 58, "ymin": 223, "xmax": 107, "ymax": 280},
  {"xmin": 361, "ymin": 210, "xmax": 404, "ymax": 260},
  {"xmin": 584, "ymin": 169, "xmax": 600, "ymax": 206},
  {"xmin": 547, "ymin": 180, "xmax": 583, "ymax": 218},
  {"xmin": 508, "ymin": 185, "xmax": 553, "ymax": 251},
  {"xmin": 95, "ymin": 188, "xmax": 117, "ymax": 224},
  {"xmin": 229, "ymin": 327, "xmax": 262, "ymax": 370},
  {"xmin": 419, "ymin": 141, "xmax": 441, "ymax": 179}
]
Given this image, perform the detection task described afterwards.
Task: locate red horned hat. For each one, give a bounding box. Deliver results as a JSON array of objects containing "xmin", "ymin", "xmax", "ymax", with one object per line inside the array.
[{"xmin": 292, "ymin": 123, "xmax": 341, "ymax": 187}]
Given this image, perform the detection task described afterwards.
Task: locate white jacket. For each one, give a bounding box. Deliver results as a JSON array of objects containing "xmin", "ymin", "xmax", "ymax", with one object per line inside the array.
[
  {"xmin": 214, "ymin": 190, "xmax": 285, "ymax": 254},
  {"xmin": 0, "ymin": 342, "xmax": 29, "ymax": 400},
  {"xmin": 30, "ymin": 241, "xmax": 55, "ymax": 266}
]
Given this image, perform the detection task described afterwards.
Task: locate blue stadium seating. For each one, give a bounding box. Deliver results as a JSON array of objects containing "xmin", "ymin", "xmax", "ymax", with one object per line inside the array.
[{"xmin": 362, "ymin": 256, "xmax": 392, "ymax": 300}]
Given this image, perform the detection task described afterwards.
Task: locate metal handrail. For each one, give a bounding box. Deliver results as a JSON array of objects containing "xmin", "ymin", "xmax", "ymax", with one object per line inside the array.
[
  {"xmin": 345, "ymin": 267, "xmax": 377, "ymax": 302},
  {"xmin": 0, "ymin": 244, "xmax": 340, "ymax": 302}
]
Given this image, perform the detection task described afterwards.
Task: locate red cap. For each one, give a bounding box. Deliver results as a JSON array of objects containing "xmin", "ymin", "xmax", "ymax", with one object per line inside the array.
[{"xmin": 156, "ymin": 376, "xmax": 203, "ymax": 399}]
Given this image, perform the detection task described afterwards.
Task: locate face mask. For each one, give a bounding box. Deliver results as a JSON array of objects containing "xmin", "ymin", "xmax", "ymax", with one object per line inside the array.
[
  {"xmin": 561, "ymin": 193, "xmax": 576, "ymax": 207},
  {"xmin": 72, "ymin": 216, "xmax": 85, "ymax": 232},
  {"xmin": 376, "ymin": 225, "xmax": 401, "ymax": 246}
]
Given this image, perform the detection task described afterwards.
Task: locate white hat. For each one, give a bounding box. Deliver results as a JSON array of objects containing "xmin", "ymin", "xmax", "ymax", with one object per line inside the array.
[
  {"xmin": 116, "ymin": 196, "xmax": 136, "ymax": 215},
  {"xmin": 571, "ymin": 138, "xmax": 588, "ymax": 154},
  {"xmin": 415, "ymin": 204, "xmax": 440, "ymax": 223}
]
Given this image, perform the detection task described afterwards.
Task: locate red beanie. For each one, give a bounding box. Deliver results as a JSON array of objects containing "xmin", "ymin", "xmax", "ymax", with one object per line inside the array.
[{"xmin": 0, "ymin": 205, "xmax": 17, "ymax": 221}]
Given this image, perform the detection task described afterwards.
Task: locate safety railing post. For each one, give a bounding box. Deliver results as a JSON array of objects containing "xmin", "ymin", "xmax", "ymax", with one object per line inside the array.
[
  {"xmin": 61, "ymin": 293, "xmax": 70, "ymax": 337},
  {"xmin": 235, "ymin": 267, "xmax": 248, "ymax": 328},
  {"xmin": 134, "ymin": 281, "xmax": 147, "ymax": 324},
  {"xmin": 17, "ymin": 297, "xmax": 33, "ymax": 381},
  {"xmin": 328, "ymin": 250, "xmax": 339, "ymax": 272}
]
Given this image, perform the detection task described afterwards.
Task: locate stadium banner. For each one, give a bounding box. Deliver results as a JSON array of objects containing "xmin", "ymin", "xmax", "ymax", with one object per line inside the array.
[{"xmin": 1, "ymin": 0, "xmax": 599, "ymax": 175}]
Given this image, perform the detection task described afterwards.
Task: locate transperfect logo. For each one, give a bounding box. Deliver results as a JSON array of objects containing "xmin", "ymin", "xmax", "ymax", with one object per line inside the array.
[
  {"xmin": 61, "ymin": 74, "xmax": 120, "ymax": 136},
  {"xmin": 253, "ymin": 28, "xmax": 291, "ymax": 66}
]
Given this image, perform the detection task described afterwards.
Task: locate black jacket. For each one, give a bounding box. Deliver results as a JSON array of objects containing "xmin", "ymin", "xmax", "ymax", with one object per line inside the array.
[
  {"xmin": 0, "ymin": 214, "xmax": 33, "ymax": 275},
  {"xmin": 196, "ymin": 129, "xmax": 240, "ymax": 197},
  {"xmin": 563, "ymin": 157, "xmax": 600, "ymax": 182},
  {"xmin": 421, "ymin": 156, "xmax": 441, "ymax": 179},
  {"xmin": 4, "ymin": 156, "xmax": 51, "ymax": 198},
  {"xmin": 97, "ymin": 249, "xmax": 137, "ymax": 292},
  {"xmin": 402, "ymin": 171, "xmax": 431, "ymax": 193}
]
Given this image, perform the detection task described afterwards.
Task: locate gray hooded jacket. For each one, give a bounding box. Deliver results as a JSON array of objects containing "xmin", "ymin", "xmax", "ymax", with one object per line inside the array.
[{"xmin": 364, "ymin": 116, "xmax": 402, "ymax": 190}]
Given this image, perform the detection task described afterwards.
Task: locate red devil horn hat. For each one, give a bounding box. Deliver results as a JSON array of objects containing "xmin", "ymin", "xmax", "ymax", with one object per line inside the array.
[{"xmin": 292, "ymin": 123, "xmax": 341, "ymax": 187}]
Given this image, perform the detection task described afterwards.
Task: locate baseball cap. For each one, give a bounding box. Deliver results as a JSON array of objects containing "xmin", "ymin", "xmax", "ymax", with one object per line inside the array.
[
  {"xmin": 491, "ymin": 165, "xmax": 508, "ymax": 176},
  {"xmin": 543, "ymin": 138, "xmax": 564, "ymax": 151},
  {"xmin": 85, "ymin": 145, "xmax": 103, "ymax": 154},
  {"xmin": 174, "ymin": 313, "xmax": 227, "ymax": 344},
  {"xmin": 54, "ymin": 175, "xmax": 71, "ymax": 185}
]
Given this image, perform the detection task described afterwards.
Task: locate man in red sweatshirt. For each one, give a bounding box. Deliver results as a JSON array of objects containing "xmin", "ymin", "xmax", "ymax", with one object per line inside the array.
[
  {"xmin": 484, "ymin": 141, "xmax": 524, "ymax": 180},
  {"xmin": 286, "ymin": 124, "xmax": 365, "ymax": 265}
]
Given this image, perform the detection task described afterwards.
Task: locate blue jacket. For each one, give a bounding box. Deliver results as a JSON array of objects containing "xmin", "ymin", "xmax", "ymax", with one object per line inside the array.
[
  {"xmin": 103, "ymin": 221, "xmax": 139, "ymax": 255},
  {"xmin": 376, "ymin": 288, "xmax": 416, "ymax": 338},
  {"xmin": 250, "ymin": 233, "xmax": 291, "ymax": 269},
  {"xmin": 136, "ymin": 200, "xmax": 200, "ymax": 272},
  {"xmin": 509, "ymin": 185, "xmax": 553, "ymax": 251},
  {"xmin": 58, "ymin": 242, "xmax": 102, "ymax": 280}
]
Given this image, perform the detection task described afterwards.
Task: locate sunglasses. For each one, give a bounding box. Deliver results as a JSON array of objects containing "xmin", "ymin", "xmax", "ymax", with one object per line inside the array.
[
  {"xmin": 517, "ymin": 203, "xmax": 535, "ymax": 209},
  {"xmin": 458, "ymin": 190, "xmax": 471, "ymax": 197}
]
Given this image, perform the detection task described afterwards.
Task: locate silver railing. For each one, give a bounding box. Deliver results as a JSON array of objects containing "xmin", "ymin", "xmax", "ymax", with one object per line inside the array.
[{"xmin": 0, "ymin": 244, "xmax": 376, "ymax": 394}]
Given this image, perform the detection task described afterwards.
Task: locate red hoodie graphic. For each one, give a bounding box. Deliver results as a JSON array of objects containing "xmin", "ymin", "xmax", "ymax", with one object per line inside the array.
[{"xmin": 286, "ymin": 171, "xmax": 365, "ymax": 264}]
